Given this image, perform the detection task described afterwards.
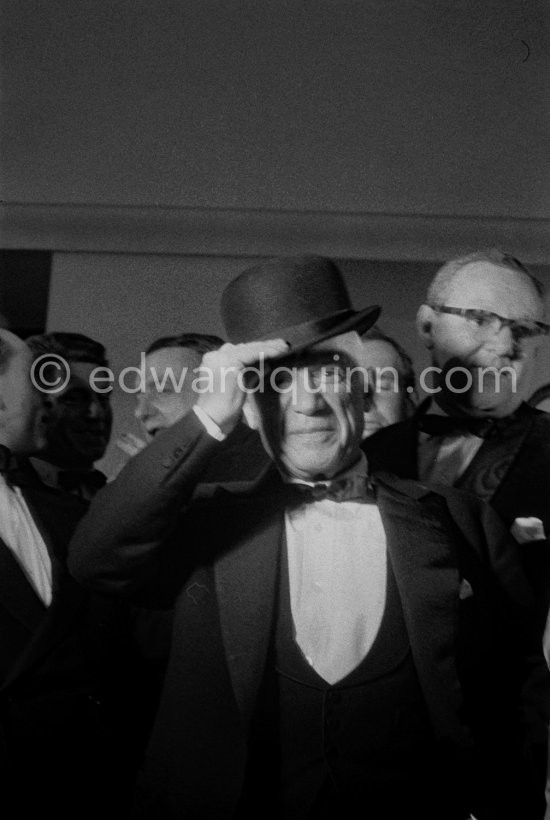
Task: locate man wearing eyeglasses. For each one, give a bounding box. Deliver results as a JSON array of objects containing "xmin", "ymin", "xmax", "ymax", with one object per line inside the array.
[
  {"xmin": 366, "ymin": 250, "xmax": 550, "ymax": 600},
  {"xmin": 364, "ymin": 250, "xmax": 550, "ymax": 815}
]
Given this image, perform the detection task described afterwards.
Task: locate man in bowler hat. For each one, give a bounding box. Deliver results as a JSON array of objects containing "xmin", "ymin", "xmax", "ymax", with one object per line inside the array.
[{"xmin": 69, "ymin": 256, "xmax": 546, "ymax": 819}]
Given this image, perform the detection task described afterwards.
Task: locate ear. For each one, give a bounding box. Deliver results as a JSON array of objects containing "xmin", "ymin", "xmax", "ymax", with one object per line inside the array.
[
  {"xmin": 242, "ymin": 395, "xmax": 260, "ymax": 430},
  {"xmin": 416, "ymin": 304, "xmax": 436, "ymax": 350}
]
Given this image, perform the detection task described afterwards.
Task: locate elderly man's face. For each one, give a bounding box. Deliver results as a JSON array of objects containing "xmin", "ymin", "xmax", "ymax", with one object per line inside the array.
[
  {"xmin": 418, "ymin": 262, "xmax": 546, "ymax": 418},
  {"xmin": 250, "ymin": 333, "xmax": 365, "ymax": 480}
]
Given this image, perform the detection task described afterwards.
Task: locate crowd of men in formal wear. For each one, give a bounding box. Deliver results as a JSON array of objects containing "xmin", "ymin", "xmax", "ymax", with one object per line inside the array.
[{"xmin": 1, "ymin": 249, "xmax": 550, "ymax": 819}]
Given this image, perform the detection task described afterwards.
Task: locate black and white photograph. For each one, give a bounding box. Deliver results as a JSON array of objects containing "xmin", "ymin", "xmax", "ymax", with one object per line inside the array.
[{"xmin": 1, "ymin": 1, "xmax": 550, "ymax": 818}]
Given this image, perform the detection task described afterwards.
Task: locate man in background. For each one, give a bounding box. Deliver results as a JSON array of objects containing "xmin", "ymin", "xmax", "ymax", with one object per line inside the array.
[
  {"xmin": 364, "ymin": 249, "xmax": 550, "ymax": 816},
  {"xmin": 364, "ymin": 249, "xmax": 550, "ymax": 602},
  {"xmin": 117, "ymin": 332, "xmax": 224, "ymax": 456},
  {"xmin": 0, "ymin": 328, "xmax": 135, "ymax": 819},
  {"xmin": 359, "ymin": 325, "xmax": 417, "ymax": 437},
  {"xmin": 118, "ymin": 331, "xmax": 268, "ymax": 487},
  {"xmin": 26, "ymin": 331, "xmax": 112, "ymax": 500}
]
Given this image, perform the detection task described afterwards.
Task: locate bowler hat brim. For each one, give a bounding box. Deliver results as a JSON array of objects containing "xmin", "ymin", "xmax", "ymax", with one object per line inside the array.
[
  {"xmin": 221, "ymin": 255, "xmax": 381, "ymax": 361},
  {"xmin": 259, "ymin": 304, "xmax": 381, "ymax": 361}
]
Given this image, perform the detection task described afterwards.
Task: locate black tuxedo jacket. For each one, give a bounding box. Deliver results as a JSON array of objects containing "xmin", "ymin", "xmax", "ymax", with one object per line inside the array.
[
  {"xmin": 68, "ymin": 412, "xmax": 548, "ymax": 819},
  {"xmin": 0, "ymin": 466, "xmax": 142, "ymax": 820},
  {"xmin": 364, "ymin": 402, "xmax": 550, "ymax": 605}
]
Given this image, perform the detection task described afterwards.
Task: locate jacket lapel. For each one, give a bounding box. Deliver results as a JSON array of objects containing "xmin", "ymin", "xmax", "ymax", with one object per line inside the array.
[
  {"xmin": 214, "ymin": 483, "xmax": 283, "ymax": 725},
  {"xmin": 2, "ymin": 552, "xmax": 86, "ymax": 689},
  {"xmin": 1, "ymin": 483, "xmax": 87, "ymax": 687},
  {"xmin": 0, "ymin": 537, "xmax": 45, "ymax": 633},
  {"xmin": 456, "ymin": 407, "xmax": 533, "ymax": 503},
  {"xmin": 21, "ymin": 481, "xmax": 87, "ymax": 564},
  {"xmin": 363, "ymin": 418, "xmax": 419, "ymax": 478},
  {"xmin": 375, "ymin": 473, "xmax": 468, "ymax": 743},
  {"xmin": 213, "ymin": 469, "xmax": 472, "ymax": 743}
]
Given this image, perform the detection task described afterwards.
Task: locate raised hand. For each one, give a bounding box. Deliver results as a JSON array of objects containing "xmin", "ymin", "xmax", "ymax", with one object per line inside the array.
[{"xmin": 196, "ymin": 339, "xmax": 288, "ymax": 433}]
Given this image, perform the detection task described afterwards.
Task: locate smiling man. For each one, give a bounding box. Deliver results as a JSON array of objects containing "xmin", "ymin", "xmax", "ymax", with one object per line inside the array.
[
  {"xmin": 364, "ymin": 250, "xmax": 550, "ymax": 608},
  {"xmin": 134, "ymin": 333, "xmax": 224, "ymax": 439},
  {"xmin": 417, "ymin": 251, "xmax": 545, "ymax": 420},
  {"xmin": 117, "ymin": 334, "xmax": 223, "ymax": 456},
  {"xmin": 26, "ymin": 332, "xmax": 112, "ymax": 500},
  {"xmin": 69, "ymin": 256, "xmax": 546, "ymax": 819},
  {"xmin": 117, "ymin": 331, "xmax": 268, "ymax": 487},
  {"xmin": 0, "ymin": 328, "xmax": 139, "ymax": 820}
]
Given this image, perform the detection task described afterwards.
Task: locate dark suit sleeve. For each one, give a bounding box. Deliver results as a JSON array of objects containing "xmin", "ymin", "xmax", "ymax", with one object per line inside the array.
[{"xmin": 67, "ymin": 411, "xmax": 222, "ymax": 602}]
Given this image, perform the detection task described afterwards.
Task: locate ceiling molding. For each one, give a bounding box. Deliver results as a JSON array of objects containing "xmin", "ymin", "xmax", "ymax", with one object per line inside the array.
[{"xmin": 1, "ymin": 202, "xmax": 549, "ymax": 262}]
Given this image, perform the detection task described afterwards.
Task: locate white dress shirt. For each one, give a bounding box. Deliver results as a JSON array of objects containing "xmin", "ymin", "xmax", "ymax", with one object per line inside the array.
[
  {"xmin": 0, "ymin": 474, "xmax": 52, "ymax": 606},
  {"xmin": 194, "ymin": 409, "xmax": 388, "ymax": 686},
  {"xmin": 285, "ymin": 494, "xmax": 387, "ymax": 685}
]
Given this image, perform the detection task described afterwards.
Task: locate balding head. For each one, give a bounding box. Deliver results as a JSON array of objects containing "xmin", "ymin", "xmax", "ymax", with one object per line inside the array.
[{"xmin": 417, "ymin": 251, "xmax": 548, "ymax": 417}]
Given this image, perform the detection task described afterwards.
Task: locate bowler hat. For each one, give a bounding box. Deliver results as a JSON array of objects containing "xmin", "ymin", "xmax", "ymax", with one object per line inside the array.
[{"xmin": 220, "ymin": 255, "xmax": 380, "ymax": 355}]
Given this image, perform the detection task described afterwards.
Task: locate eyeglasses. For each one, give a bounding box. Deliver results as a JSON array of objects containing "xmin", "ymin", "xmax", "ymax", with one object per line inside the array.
[{"xmin": 429, "ymin": 305, "xmax": 550, "ymax": 343}]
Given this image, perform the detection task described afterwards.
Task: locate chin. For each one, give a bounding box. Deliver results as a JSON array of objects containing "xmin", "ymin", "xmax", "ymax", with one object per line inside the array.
[
  {"xmin": 455, "ymin": 391, "xmax": 521, "ymax": 417},
  {"xmin": 285, "ymin": 446, "xmax": 357, "ymax": 479},
  {"xmin": 283, "ymin": 456, "xmax": 340, "ymax": 480},
  {"xmin": 362, "ymin": 421, "xmax": 383, "ymax": 436}
]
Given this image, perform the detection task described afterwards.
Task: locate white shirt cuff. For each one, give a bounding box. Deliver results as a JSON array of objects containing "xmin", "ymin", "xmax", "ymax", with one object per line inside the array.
[{"xmin": 192, "ymin": 405, "xmax": 227, "ymax": 441}]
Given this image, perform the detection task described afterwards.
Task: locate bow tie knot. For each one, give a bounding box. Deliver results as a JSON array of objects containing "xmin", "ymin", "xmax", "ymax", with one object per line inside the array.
[
  {"xmin": 0, "ymin": 447, "xmax": 36, "ymax": 488},
  {"xmin": 286, "ymin": 474, "xmax": 375, "ymax": 505},
  {"xmin": 418, "ymin": 414, "xmax": 507, "ymax": 439},
  {"xmin": 0, "ymin": 445, "xmax": 12, "ymax": 474}
]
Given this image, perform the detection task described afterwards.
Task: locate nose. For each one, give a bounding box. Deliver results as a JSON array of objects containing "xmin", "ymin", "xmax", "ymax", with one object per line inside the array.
[
  {"xmin": 291, "ymin": 372, "xmax": 326, "ymax": 415},
  {"xmin": 483, "ymin": 323, "xmax": 516, "ymax": 359},
  {"xmin": 86, "ymin": 397, "xmax": 104, "ymax": 419},
  {"xmin": 363, "ymin": 388, "xmax": 375, "ymax": 411},
  {"xmin": 135, "ymin": 393, "xmax": 153, "ymax": 422}
]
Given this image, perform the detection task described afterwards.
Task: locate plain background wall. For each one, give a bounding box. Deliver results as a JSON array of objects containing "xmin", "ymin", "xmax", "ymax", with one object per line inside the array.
[{"xmin": 2, "ymin": 0, "xmax": 549, "ymax": 217}]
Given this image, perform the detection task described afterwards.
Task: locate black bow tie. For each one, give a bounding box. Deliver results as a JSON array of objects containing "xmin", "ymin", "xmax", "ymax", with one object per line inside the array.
[
  {"xmin": 58, "ymin": 469, "xmax": 107, "ymax": 495},
  {"xmin": 284, "ymin": 474, "xmax": 376, "ymax": 505},
  {"xmin": 0, "ymin": 445, "xmax": 13, "ymax": 474},
  {"xmin": 0, "ymin": 447, "xmax": 36, "ymax": 488},
  {"xmin": 418, "ymin": 413, "xmax": 508, "ymax": 439}
]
